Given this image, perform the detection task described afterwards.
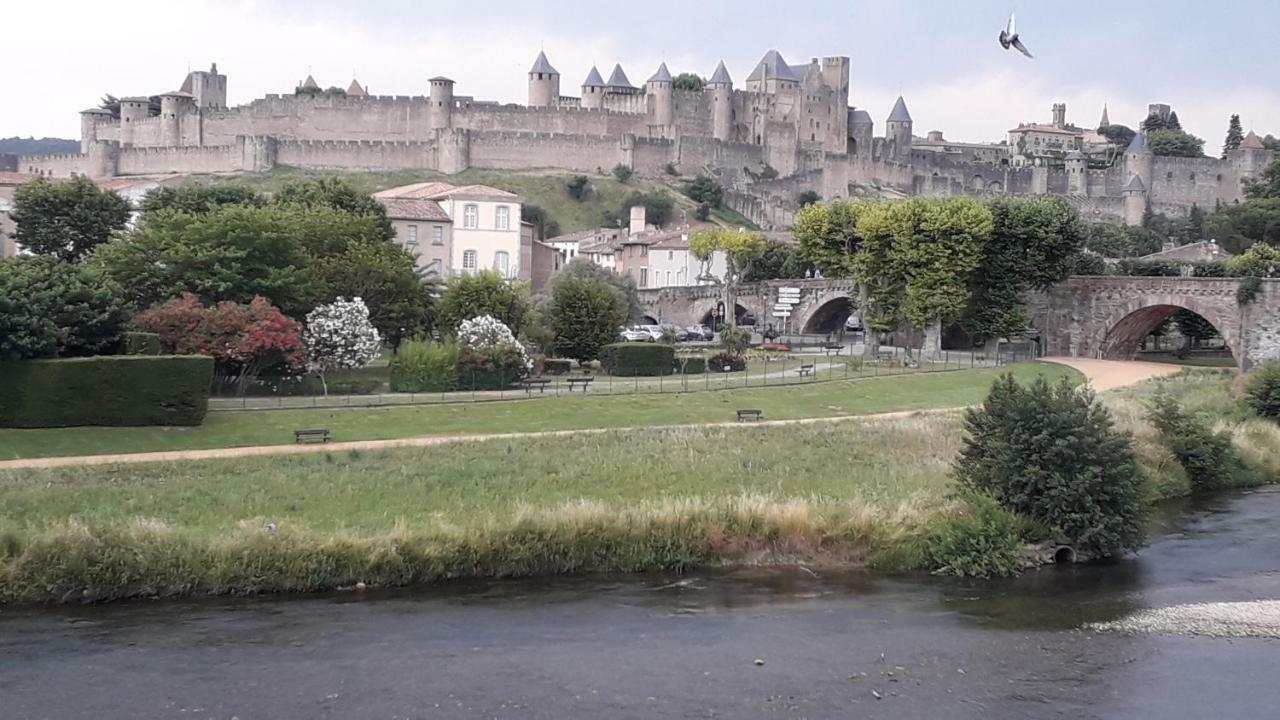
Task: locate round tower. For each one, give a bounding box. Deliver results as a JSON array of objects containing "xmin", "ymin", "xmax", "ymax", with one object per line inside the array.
[
  {"xmin": 646, "ymin": 63, "xmax": 674, "ymax": 135},
  {"xmin": 1124, "ymin": 132, "xmax": 1154, "ymax": 193},
  {"xmin": 1123, "ymin": 174, "xmax": 1149, "ymax": 227},
  {"xmin": 581, "ymin": 66, "xmax": 605, "ymax": 110},
  {"xmin": 79, "ymin": 108, "xmax": 111, "ymax": 153},
  {"xmin": 429, "ymin": 77, "xmax": 455, "ymax": 130},
  {"xmin": 1051, "ymin": 102, "xmax": 1067, "ymax": 129},
  {"xmin": 118, "ymin": 97, "xmax": 151, "ymax": 148},
  {"xmin": 885, "ymin": 96, "xmax": 913, "ymax": 160},
  {"xmin": 709, "ymin": 61, "xmax": 733, "ymax": 142},
  {"xmin": 527, "ymin": 51, "xmax": 560, "ymax": 108},
  {"xmin": 159, "ymin": 92, "xmax": 192, "ymax": 147},
  {"xmin": 1065, "ymin": 150, "xmax": 1088, "ymax": 196}
]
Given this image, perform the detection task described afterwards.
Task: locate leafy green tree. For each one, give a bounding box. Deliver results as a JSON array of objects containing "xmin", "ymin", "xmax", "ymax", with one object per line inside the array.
[
  {"xmin": 691, "ymin": 227, "xmax": 766, "ymax": 321},
  {"xmin": 1264, "ymin": 135, "xmax": 1280, "ymax": 152},
  {"xmin": 621, "ymin": 191, "xmax": 674, "ymax": 227},
  {"xmin": 1172, "ymin": 309, "xmax": 1219, "ymax": 350},
  {"xmin": 1083, "ymin": 222, "xmax": 1135, "ymax": 258},
  {"xmin": 1143, "ymin": 110, "xmax": 1182, "ymax": 132},
  {"xmin": 1146, "ymin": 128, "xmax": 1205, "ymax": 158},
  {"xmin": 437, "ymin": 271, "xmax": 530, "ymax": 334},
  {"xmin": 566, "ymin": 175, "xmax": 591, "ymax": 200},
  {"xmin": 955, "ymin": 375, "xmax": 1145, "ymax": 556},
  {"xmin": 274, "ymin": 177, "xmax": 393, "ymax": 240},
  {"xmin": 11, "ymin": 177, "xmax": 131, "ymax": 261},
  {"xmin": 1226, "ymin": 243, "xmax": 1280, "ymax": 277},
  {"xmin": 685, "ymin": 175, "xmax": 724, "ymax": 207},
  {"xmin": 0, "ymin": 256, "xmax": 126, "ymax": 359},
  {"xmin": 142, "ymin": 185, "xmax": 263, "ymax": 215},
  {"xmin": 1206, "ymin": 198, "xmax": 1280, "ymax": 253},
  {"xmin": 1184, "ymin": 203, "xmax": 1206, "ymax": 242},
  {"xmin": 521, "ymin": 204, "xmax": 560, "ymax": 240},
  {"xmin": 1099, "ymin": 124, "xmax": 1137, "ymax": 148},
  {"xmin": 745, "ymin": 239, "xmax": 815, "ymax": 281},
  {"xmin": 793, "ymin": 201, "xmax": 867, "ymax": 278},
  {"xmin": 312, "ymin": 240, "xmax": 437, "ymax": 348},
  {"xmin": 611, "ymin": 164, "xmax": 634, "ymax": 183},
  {"xmin": 672, "ymin": 73, "xmax": 705, "ymax": 91},
  {"xmin": 551, "ymin": 257, "xmax": 640, "ymax": 323},
  {"xmin": 1223, "ymin": 115, "xmax": 1245, "ymax": 157},
  {"xmin": 796, "ymin": 190, "xmax": 820, "ymax": 208},
  {"xmin": 1243, "ymin": 159, "xmax": 1280, "ymax": 200},
  {"xmin": 549, "ymin": 276, "xmax": 625, "ymax": 361}
]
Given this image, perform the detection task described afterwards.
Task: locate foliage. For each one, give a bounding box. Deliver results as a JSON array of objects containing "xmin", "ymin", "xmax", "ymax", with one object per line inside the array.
[
  {"xmin": 599, "ymin": 342, "xmax": 675, "ymax": 376},
  {"xmin": 0, "ymin": 256, "xmax": 126, "ymax": 360},
  {"xmin": 1142, "ymin": 110, "xmax": 1182, "ymax": 132},
  {"xmin": 1223, "ymin": 115, "xmax": 1245, "ymax": 157},
  {"xmin": 141, "ymin": 185, "xmax": 263, "ymax": 215},
  {"xmin": 119, "ymin": 332, "xmax": 161, "ymax": 355},
  {"xmin": 920, "ymin": 494, "xmax": 1028, "ymax": 578},
  {"xmin": 955, "ymin": 375, "xmax": 1145, "ymax": 555},
  {"xmin": 1237, "ymin": 276, "xmax": 1263, "ymax": 306},
  {"xmin": 676, "ymin": 355, "xmax": 706, "ymax": 374},
  {"xmin": 1147, "ymin": 391, "xmax": 1252, "ymax": 491},
  {"xmin": 456, "ymin": 315, "xmax": 532, "ymax": 388},
  {"xmin": 1098, "ymin": 123, "xmax": 1137, "ymax": 148},
  {"xmin": 551, "ymin": 257, "xmax": 640, "ymax": 324},
  {"xmin": 312, "ymin": 240, "xmax": 436, "ymax": 347},
  {"xmin": 544, "ymin": 358, "xmax": 573, "ymax": 375},
  {"xmin": 131, "ymin": 293, "xmax": 305, "ymax": 394},
  {"xmin": 793, "ymin": 201, "xmax": 868, "ymax": 278},
  {"xmin": 549, "ymin": 276, "xmax": 626, "ymax": 362},
  {"xmin": 273, "ymin": 177, "xmax": 394, "ymax": 240},
  {"xmin": 521, "ymin": 204, "xmax": 561, "ymax": 240},
  {"xmin": 1205, "ymin": 197, "xmax": 1280, "ymax": 252},
  {"xmin": 1071, "ymin": 250, "xmax": 1108, "ymax": 275},
  {"xmin": 685, "ymin": 175, "xmax": 724, "ymax": 208},
  {"xmin": 718, "ymin": 324, "xmax": 751, "ymax": 356},
  {"xmin": 1245, "ymin": 363, "xmax": 1280, "ymax": 422},
  {"xmin": 389, "ymin": 340, "xmax": 459, "ymax": 393},
  {"xmin": 566, "ymin": 175, "xmax": 591, "ymax": 201},
  {"xmin": 797, "ymin": 190, "xmax": 820, "ymax": 208},
  {"xmin": 744, "ymin": 239, "xmax": 814, "ymax": 281},
  {"xmin": 11, "ymin": 177, "xmax": 131, "ymax": 261},
  {"xmin": 962, "ymin": 197, "xmax": 1082, "ymax": 342},
  {"xmin": 664, "ymin": 162, "xmax": 679, "ymax": 176},
  {"xmin": 437, "ymin": 271, "xmax": 530, "ymax": 334},
  {"xmin": 1226, "ymin": 243, "xmax": 1280, "ymax": 277},
  {"xmin": 1243, "ymin": 159, "xmax": 1280, "ymax": 201},
  {"xmin": 619, "ymin": 191, "xmax": 674, "ymax": 228},
  {"xmin": 303, "ymin": 298, "xmax": 382, "ymax": 395},
  {"xmin": 0, "ymin": 356, "xmax": 213, "ymax": 428},
  {"xmin": 672, "ymin": 73, "xmax": 705, "ymax": 91},
  {"xmin": 694, "ymin": 202, "xmax": 711, "ymax": 221},
  {"xmin": 1172, "ymin": 309, "xmax": 1219, "ymax": 347},
  {"xmin": 611, "ymin": 164, "xmax": 634, "ymax": 184},
  {"xmin": 707, "ymin": 352, "xmax": 747, "ymax": 372},
  {"xmin": 1146, "ymin": 129, "xmax": 1205, "ymax": 158},
  {"xmin": 690, "ymin": 228, "xmax": 766, "ymax": 285}
]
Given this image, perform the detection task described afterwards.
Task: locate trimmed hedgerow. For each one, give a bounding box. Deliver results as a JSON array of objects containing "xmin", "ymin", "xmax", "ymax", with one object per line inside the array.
[
  {"xmin": 544, "ymin": 358, "xmax": 574, "ymax": 375},
  {"xmin": 118, "ymin": 332, "xmax": 162, "ymax": 355},
  {"xmin": 599, "ymin": 342, "xmax": 675, "ymax": 376},
  {"xmin": 677, "ymin": 356, "xmax": 707, "ymax": 374},
  {"xmin": 0, "ymin": 356, "xmax": 213, "ymax": 427}
]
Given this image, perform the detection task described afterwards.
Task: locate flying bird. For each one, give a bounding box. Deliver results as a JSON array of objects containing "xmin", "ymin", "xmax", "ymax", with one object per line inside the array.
[{"xmin": 999, "ymin": 12, "xmax": 1034, "ymax": 58}]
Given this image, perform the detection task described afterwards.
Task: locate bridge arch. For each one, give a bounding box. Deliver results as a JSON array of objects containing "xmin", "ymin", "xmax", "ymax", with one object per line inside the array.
[
  {"xmin": 1094, "ymin": 296, "xmax": 1242, "ymax": 365},
  {"xmin": 793, "ymin": 291, "xmax": 855, "ymax": 335}
]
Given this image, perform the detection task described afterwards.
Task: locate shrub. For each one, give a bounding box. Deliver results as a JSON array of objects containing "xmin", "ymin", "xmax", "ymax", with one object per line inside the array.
[
  {"xmin": 708, "ymin": 352, "xmax": 746, "ymax": 372},
  {"xmin": 566, "ymin": 175, "xmax": 590, "ymax": 200},
  {"xmin": 456, "ymin": 315, "xmax": 532, "ymax": 389},
  {"xmin": 921, "ymin": 495, "xmax": 1029, "ymax": 578},
  {"xmin": 549, "ymin": 276, "xmax": 625, "ymax": 362},
  {"xmin": 685, "ymin": 175, "xmax": 724, "ymax": 208},
  {"xmin": 1237, "ymin": 276, "xmax": 1263, "ymax": 306},
  {"xmin": 544, "ymin": 358, "xmax": 573, "ymax": 375},
  {"xmin": 389, "ymin": 340, "xmax": 458, "ymax": 392},
  {"xmin": 1147, "ymin": 391, "xmax": 1253, "ymax": 491},
  {"xmin": 0, "ymin": 255, "xmax": 126, "ymax": 360},
  {"xmin": 1246, "ymin": 363, "xmax": 1280, "ymax": 422},
  {"xmin": 437, "ymin": 271, "xmax": 530, "ymax": 334},
  {"xmin": 0, "ymin": 356, "xmax": 213, "ymax": 427},
  {"xmin": 119, "ymin": 332, "xmax": 162, "ymax": 355},
  {"xmin": 695, "ymin": 202, "xmax": 711, "ymax": 221},
  {"xmin": 676, "ymin": 356, "xmax": 706, "ymax": 374},
  {"xmin": 955, "ymin": 375, "xmax": 1146, "ymax": 556},
  {"xmin": 719, "ymin": 324, "xmax": 751, "ymax": 355},
  {"xmin": 664, "ymin": 162, "xmax": 679, "ymax": 176},
  {"xmin": 612, "ymin": 164, "xmax": 634, "ymax": 183},
  {"xmin": 599, "ymin": 342, "xmax": 675, "ymax": 376},
  {"xmin": 304, "ymin": 297, "xmax": 382, "ymax": 395}
]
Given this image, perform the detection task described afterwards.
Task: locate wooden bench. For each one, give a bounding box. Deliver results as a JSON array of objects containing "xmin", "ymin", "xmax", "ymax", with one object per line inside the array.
[
  {"xmin": 797, "ymin": 364, "xmax": 815, "ymax": 377},
  {"xmin": 736, "ymin": 409, "xmax": 764, "ymax": 422},
  {"xmin": 823, "ymin": 343, "xmax": 844, "ymax": 356},
  {"xmin": 293, "ymin": 428, "xmax": 331, "ymax": 444},
  {"xmin": 566, "ymin": 377, "xmax": 595, "ymax": 392},
  {"xmin": 875, "ymin": 351, "xmax": 895, "ymax": 364},
  {"xmin": 522, "ymin": 378, "xmax": 552, "ymax": 394}
]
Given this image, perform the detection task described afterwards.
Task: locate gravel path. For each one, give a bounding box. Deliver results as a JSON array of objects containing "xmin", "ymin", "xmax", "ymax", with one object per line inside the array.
[
  {"xmin": 1041, "ymin": 357, "xmax": 1185, "ymax": 392},
  {"xmin": 1091, "ymin": 600, "xmax": 1280, "ymax": 639}
]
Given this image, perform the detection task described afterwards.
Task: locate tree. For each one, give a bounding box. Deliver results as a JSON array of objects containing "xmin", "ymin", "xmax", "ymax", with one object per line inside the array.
[
  {"xmin": 274, "ymin": 177, "xmax": 394, "ymax": 240},
  {"xmin": 612, "ymin": 164, "xmax": 634, "ymax": 183},
  {"xmin": 132, "ymin": 293, "xmax": 305, "ymax": 394},
  {"xmin": 744, "ymin": 238, "xmax": 814, "ymax": 281},
  {"xmin": 1172, "ymin": 309, "xmax": 1219, "ymax": 351},
  {"xmin": 11, "ymin": 177, "xmax": 131, "ymax": 261},
  {"xmin": 1184, "ymin": 203, "xmax": 1206, "ymax": 242},
  {"xmin": 1142, "ymin": 110, "xmax": 1182, "ymax": 132},
  {"xmin": 455, "ymin": 315, "xmax": 532, "ymax": 386},
  {"xmin": 690, "ymin": 228, "xmax": 766, "ymax": 326},
  {"xmin": 719, "ymin": 325, "xmax": 751, "ymax": 356},
  {"xmin": 685, "ymin": 175, "xmax": 724, "ymax": 207},
  {"xmin": 566, "ymin": 175, "xmax": 591, "ymax": 200},
  {"xmin": 551, "ymin": 256, "xmax": 640, "ymax": 323},
  {"xmin": 620, "ymin": 191, "xmax": 674, "ymax": 227},
  {"xmin": 1099, "ymin": 124, "xmax": 1137, "ymax": 149},
  {"xmin": 521, "ymin": 204, "xmax": 560, "ymax": 240},
  {"xmin": 797, "ymin": 190, "xmax": 820, "ymax": 208},
  {"xmin": 303, "ymin": 297, "xmax": 382, "ymax": 395},
  {"xmin": 794, "ymin": 201, "xmax": 867, "ymax": 279},
  {"xmin": 142, "ymin": 185, "xmax": 263, "ymax": 215},
  {"xmin": 1243, "ymin": 159, "xmax": 1280, "ymax": 200},
  {"xmin": 1083, "ymin": 222, "xmax": 1135, "ymax": 258},
  {"xmin": 437, "ymin": 271, "xmax": 530, "ymax": 334},
  {"xmin": 1206, "ymin": 197, "xmax": 1280, "ymax": 253},
  {"xmin": 312, "ymin": 240, "xmax": 436, "ymax": 348},
  {"xmin": 1264, "ymin": 135, "xmax": 1280, "ymax": 152},
  {"xmin": 1223, "ymin": 114, "xmax": 1245, "ymax": 158},
  {"xmin": 1146, "ymin": 128, "xmax": 1205, "ymax": 158},
  {"xmin": 549, "ymin": 276, "xmax": 625, "ymax": 362},
  {"xmin": 0, "ymin": 256, "xmax": 126, "ymax": 360},
  {"xmin": 955, "ymin": 375, "xmax": 1145, "ymax": 556},
  {"xmin": 672, "ymin": 73, "xmax": 705, "ymax": 91},
  {"xmin": 1226, "ymin": 243, "xmax": 1280, "ymax": 277},
  {"xmin": 1245, "ymin": 363, "xmax": 1280, "ymax": 422}
]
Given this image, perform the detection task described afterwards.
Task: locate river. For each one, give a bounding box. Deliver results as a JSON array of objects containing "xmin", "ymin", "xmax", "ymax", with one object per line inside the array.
[{"xmin": 4, "ymin": 489, "xmax": 1280, "ymax": 719}]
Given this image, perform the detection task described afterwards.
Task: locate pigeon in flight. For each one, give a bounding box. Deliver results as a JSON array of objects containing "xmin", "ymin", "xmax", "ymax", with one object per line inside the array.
[{"xmin": 999, "ymin": 12, "xmax": 1034, "ymax": 58}]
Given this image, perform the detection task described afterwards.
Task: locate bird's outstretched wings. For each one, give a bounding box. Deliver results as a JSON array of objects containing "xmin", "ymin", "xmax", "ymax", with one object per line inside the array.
[
  {"xmin": 1007, "ymin": 12, "xmax": 1016, "ymax": 36},
  {"xmin": 1011, "ymin": 37, "xmax": 1034, "ymax": 58}
]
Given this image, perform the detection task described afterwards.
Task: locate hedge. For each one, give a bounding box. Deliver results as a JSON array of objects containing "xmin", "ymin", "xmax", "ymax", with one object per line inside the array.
[
  {"xmin": 0, "ymin": 355, "xmax": 214, "ymax": 427},
  {"xmin": 677, "ymin": 356, "xmax": 707, "ymax": 374},
  {"xmin": 544, "ymin": 358, "xmax": 573, "ymax": 375},
  {"xmin": 390, "ymin": 340, "xmax": 459, "ymax": 393},
  {"xmin": 708, "ymin": 353, "xmax": 747, "ymax": 372},
  {"xmin": 600, "ymin": 342, "xmax": 675, "ymax": 376},
  {"xmin": 119, "ymin": 332, "xmax": 162, "ymax": 356}
]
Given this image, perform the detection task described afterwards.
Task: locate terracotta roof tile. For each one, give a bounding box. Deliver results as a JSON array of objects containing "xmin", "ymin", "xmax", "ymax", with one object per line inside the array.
[{"xmin": 376, "ymin": 197, "xmax": 451, "ymax": 222}]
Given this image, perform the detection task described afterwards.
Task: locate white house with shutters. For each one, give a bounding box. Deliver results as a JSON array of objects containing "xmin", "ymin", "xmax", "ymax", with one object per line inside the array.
[{"xmin": 374, "ymin": 182, "xmax": 523, "ymax": 280}]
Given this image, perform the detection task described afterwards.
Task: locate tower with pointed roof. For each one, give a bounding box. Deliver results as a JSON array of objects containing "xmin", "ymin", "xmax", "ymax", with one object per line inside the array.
[
  {"xmin": 1122, "ymin": 173, "xmax": 1149, "ymax": 227},
  {"xmin": 347, "ymin": 79, "xmax": 367, "ymax": 97},
  {"xmin": 605, "ymin": 64, "xmax": 639, "ymax": 95},
  {"xmin": 886, "ymin": 96, "xmax": 913, "ymax": 160},
  {"xmin": 1099, "ymin": 104, "xmax": 1110, "ymax": 130},
  {"xmin": 528, "ymin": 51, "xmax": 560, "ymax": 108},
  {"xmin": 709, "ymin": 61, "xmax": 733, "ymax": 143},
  {"xmin": 580, "ymin": 66, "xmax": 605, "ymax": 110},
  {"xmin": 1124, "ymin": 131, "xmax": 1153, "ymax": 197},
  {"xmin": 646, "ymin": 63, "xmax": 674, "ymax": 135}
]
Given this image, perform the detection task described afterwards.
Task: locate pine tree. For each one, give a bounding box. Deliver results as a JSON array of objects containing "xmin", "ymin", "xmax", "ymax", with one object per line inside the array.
[
  {"xmin": 1223, "ymin": 114, "xmax": 1244, "ymax": 157},
  {"xmin": 1168, "ymin": 110, "xmax": 1182, "ymax": 131},
  {"xmin": 1186, "ymin": 203, "xmax": 1205, "ymax": 240}
]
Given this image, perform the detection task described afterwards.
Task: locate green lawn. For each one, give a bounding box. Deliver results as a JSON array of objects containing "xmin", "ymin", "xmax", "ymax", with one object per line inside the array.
[{"xmin": 0, "ymin": 363, "xmax": 1079, "ymax": 460}]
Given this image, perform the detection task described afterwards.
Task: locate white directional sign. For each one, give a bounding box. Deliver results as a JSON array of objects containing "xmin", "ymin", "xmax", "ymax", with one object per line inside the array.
[
  {"xmin": 772, "ymin": 310, "xmax": 792, "ymax": 318},
  {"xmin": 773, "ymin": 303, "xmax": 795, "ymax": 311},
  {"xmin": 778, "ymin": 287, "xmax": 801, "ymax": 294}
]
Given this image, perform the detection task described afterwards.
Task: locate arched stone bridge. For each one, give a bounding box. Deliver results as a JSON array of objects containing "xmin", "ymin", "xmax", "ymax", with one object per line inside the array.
[{"xmin": 639, "ymin": 276, "xmax": 1280, "ymax": 370}]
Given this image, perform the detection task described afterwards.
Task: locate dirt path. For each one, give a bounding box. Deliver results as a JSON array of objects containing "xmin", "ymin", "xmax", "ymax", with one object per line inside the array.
[{"xmin": 1040, "ymin": 357, "xmax": 1187, "ymax": 392}]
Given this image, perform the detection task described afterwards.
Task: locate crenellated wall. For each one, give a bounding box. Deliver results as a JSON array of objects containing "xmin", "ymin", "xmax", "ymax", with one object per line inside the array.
[
  {"xmin": 275, "ymin": 138, "xmax": 437, "ymax": 171},
  {"xmin": 467, "ymin": 131, "xmax": 624, "ymax": 172},
  {"xmin": 116, "ymin": 144, "xmax": 241, "ymax": 175}
]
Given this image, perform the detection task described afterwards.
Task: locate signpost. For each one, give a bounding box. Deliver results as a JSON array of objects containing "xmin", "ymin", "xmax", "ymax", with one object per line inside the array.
[{"xmin": 774, "ymin": 288, "xmax": 801, "ymax": 335}]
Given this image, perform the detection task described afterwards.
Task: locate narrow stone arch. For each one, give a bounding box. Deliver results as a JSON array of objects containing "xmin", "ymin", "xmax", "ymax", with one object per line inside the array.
[
  {"xmin": 968, "ymin": 174, "xmax": 986, "ymax": 193},
  {"xmin": 1093, "ymin": 297, "xmax": 1242, "ymax": 367},
  {"xmin": 793, "ymin": 292, "xmax": 855, "ymax": 335}
]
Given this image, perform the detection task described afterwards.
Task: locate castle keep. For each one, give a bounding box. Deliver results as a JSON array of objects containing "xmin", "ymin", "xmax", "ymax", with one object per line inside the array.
[{"xmin": 21, "ymin": 53, "xmax": 1275, "ymax": 228}]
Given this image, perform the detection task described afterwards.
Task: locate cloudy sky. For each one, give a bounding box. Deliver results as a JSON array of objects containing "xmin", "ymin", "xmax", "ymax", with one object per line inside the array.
[{"xmin": 5, "ymin": 0, "xmax": 1277, "ymax": 154}]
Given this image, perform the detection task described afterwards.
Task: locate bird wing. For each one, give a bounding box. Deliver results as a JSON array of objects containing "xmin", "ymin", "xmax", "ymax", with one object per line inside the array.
[
  {"xmin": 1007, "ymin": 12, "xmax": 1016, "ymax": 35},
  {"xmin": 1011, "ymin": 37, "xmax": 1034, "ymax": 58},
  {"xmin": 999, "ymin": 30, "xmax": 1010, "ymax": 48}
]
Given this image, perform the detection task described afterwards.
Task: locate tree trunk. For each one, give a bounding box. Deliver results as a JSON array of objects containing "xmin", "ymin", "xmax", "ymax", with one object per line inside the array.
[
  {"xmin": 319, "ymin": 372, "xmax": 329, "ymax": 397},
  {"xmin": 859, "ymin": 284, "xmax": 877, "ymax": 358},
  {"xmin": 921, "ymin": 318, "xmax": 943, "ymax": 359},
  {"xmin": 982, "ymin": 336, "xmax": 1001, "ymax": 364}
]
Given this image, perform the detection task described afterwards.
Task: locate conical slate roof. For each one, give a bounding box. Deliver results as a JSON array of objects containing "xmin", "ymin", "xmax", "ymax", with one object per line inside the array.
[
  {"xmin": 850, "ymin": 109, "xmax": 873, "ymax": 126},
  {"xmin": 530, "ymin": 51, "xmax": 558, "ymax": 76},
  {"xmin": 301, "ymin": 74, "xmax": 320, "ymax": 90},
  {"xmin": 709, "ymin": 60, "xmax": 732, "ymax": 85},
  {"xmin": 347, "ymin": 79, "xmax": 367, "ymax": 96},
  {"xmin": 606, "ymin": 64, "xmax": 635, "ymax": 89},
  {"xmin": 582, "ymin": 66, "xmax": 605, "ymax": 88},
  {"xmin": 888, "ymin": 96, "xmax": 912, "ymax": 123},
  {"xmin": 647, "ymin": 62, "xmax": 672, "ymax": 83},
  {"xmin": 745, "ymin": 50, "xmax": 803, "ymax": 82},
  {"xmin": 1242, "ymin": 131, "xmax": 1265, "ymax": 150},
  {"xmin": 1126, "ymin": 132, "xmax": 1149, "ymax": 155},
  {"xmin": 1099, "ymin": 104, "xmax": 1110, "ymax": 128},
  {"xmin": 1123, "ymin": 174, "xmax": 1147, "ymax": 193}
]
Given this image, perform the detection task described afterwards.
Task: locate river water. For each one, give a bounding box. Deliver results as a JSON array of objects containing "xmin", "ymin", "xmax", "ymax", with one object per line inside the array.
[{"xmin": 5, "ymin": 489, "xmax": 1280, "ymax": 719}]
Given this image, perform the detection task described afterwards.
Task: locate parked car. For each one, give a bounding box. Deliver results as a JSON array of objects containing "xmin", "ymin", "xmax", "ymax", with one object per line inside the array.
[
  {"xmin": 687, "ymin": 324, "xmax": 714, "ymax": 341},
  {"xmin": 844, "ymin": 314, "xmax": 863, "ymax": 332},
  {"xmin": 639, "ymin": 325, "xmax": 665, "ymax": 341},
  {"xmin": 619, "ymin": 327, "xmax": 652, "ymax": 342}
]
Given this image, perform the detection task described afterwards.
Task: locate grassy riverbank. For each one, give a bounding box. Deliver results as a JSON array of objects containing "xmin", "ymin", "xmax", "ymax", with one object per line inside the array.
[
  {"xmin": 0, "ymin": 363, "xmax": 1075, "ymax": 460},
  {"xmin": 1, "ymin": 368, "xmax": 1272, "ymax": 605}
]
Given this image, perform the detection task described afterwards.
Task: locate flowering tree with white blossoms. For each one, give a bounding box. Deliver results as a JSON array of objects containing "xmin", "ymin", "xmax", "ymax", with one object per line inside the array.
[
  {"xmin": 304, "ymin": 297, "xmax": 382, "ymax": 395},
  {"xmin": 456, "ymin": 315, "xmax": 532, "ymax": 387}
]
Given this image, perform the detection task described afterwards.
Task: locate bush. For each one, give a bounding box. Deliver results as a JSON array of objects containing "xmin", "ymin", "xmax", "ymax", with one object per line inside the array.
[
  {"xmin": 612, "ymin": 164, "xmax": 634, "ymax": 183},
  {"xmin": 955, "ymin": 375, "xmax": 1146, "ymax": 556},
  {"xmin": 685, "ymin": 175, "xmax": 724, "ymax": 208},
  {"xmin": 566, "ymin": 175, "xmax": 590, "ymax": 200},
  {"xmin": 1246, "ymin": 363, "xmax": 1280, "ymax": 422},
  {"xmin": 389, "ymin": 340, "xmax": 459, "ymax": 392},
  {"xmin": 708, "ymin": 352, "xmax": 746, "ymax": 372},
  {"xmin": 676, "ymin": 356, "xmax": 706, "ymax": 374},
  {"xmin": 1147, "ymin": 391, "xmax": 1253, "ymax": 491},
  {"xmin": 599, "ymin": 342, "xmax": 675, "ymax": 376},
  {"xmin": 0, "ymin": 255, "xmax": 126, "ymax": 360},
  {"xmin": 664, "ymin": 162, "xmax": 679, "ymax": 176},
  {"xmin": 437, "ymin": 272, "xmax": 530, "ymax": 334},
  {"xmin": 455, "ymin": 315, "xmax": 531, "ymax": 389},
  {"xmin": 0, "ymin": 356, "xmax": 213, "ymax": 427},
  {"xmin": 719, "ymin": 325, "xmax": 751, "ymax": 355},
  {"xmin": 921, "ymin": 495, "xmax": 1029, "ymax": 578},
  {"xmin": 1238, "ymin": 276, "xmax": 1263, "ymax": 306},
  {"xmin": 544, "ymin": 358, "xmax": 573, "ymax": 375},
  {"xmin": 119, "ymin": 332, "xmax": 162, "ymax": 355}
]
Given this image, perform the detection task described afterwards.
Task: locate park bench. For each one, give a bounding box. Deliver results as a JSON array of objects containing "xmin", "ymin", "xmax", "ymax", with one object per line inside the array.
[
  {"xmin": 875, "ymin": 351, "xmax": 895, "ymax": 364},
  {"xmin": 293, "ymin": 428, "xmax": 331, "ymax": 444},
  {"xmin": 566, "ymin": 377, "xmax": 595, "ymax": 392},
  {"xmin": 522, "ymin": 378, "xmax": 552, "ymax": 394},
  {"xmin": 823, "ymin": 342, "xmax": 844, "ymax": 356},
  {"xmin": 797, "ymin": 364, "xmax": 815, "ymax": 377},
  {"xmin": 736, "ymin": 409, "xmax": 764, "ymax": 422}
]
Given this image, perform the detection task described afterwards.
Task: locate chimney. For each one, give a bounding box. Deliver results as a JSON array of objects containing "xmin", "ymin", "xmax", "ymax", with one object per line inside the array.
[{"xmin": 629, "ymin": 205, "xmax": 646, "ymax": 235}]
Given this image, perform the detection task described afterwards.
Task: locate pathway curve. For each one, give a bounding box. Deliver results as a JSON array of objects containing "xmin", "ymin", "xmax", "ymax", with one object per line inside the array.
[{"xmin": 1041, "ymin": 356, "xmax": 1186, "ymax": 392}]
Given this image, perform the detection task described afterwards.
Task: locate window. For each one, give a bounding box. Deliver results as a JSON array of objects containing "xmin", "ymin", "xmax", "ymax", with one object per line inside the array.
[
  {"xmin": 463, "ymin": 204, "xmax": 478, "ymax": 229},
  {"xmin": 666, "ymin": 270, "xmax": 673, "ymax": 286},
  {"xmin": 406, "ymin": 225, "xmax": 418, "ymax": 245},
  {"xmin": 496, "ymin": 206, "xmax": 510, "ymax": 230},
  {"xmin": 431, "ymin": 225, "xmax": 444, "ymax": 245},
  {"xmin": 639, "ymin": 268, "xmax": 648, "ymax": 287},
  {"xmin": 493, "ymin": 251, "xmax": 510, "ymax": 277},
  {"xmin": 462, "ymin": 249, "xmax": 477, "ymax": 273},
  {"xmin": 668, "ymin": 250, "xmax": 674, "ymax": 260}
]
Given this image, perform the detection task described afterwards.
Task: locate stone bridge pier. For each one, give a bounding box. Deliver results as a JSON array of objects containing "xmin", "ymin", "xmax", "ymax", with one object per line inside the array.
[{"xmin": 638, "ymin": 278, "xmax": 858, "ymax": 333}]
